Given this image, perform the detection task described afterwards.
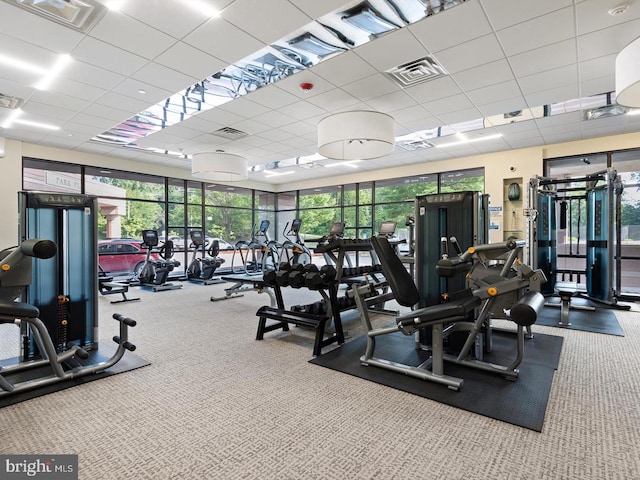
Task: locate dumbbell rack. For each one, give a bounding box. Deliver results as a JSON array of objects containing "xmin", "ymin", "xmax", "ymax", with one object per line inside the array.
[
  {"xmin": 314, "ymin": 239, "xmax": 384, "ymax": 284},
  {"xmin": 257, "ymin": 264, "xmax": 345, "ymax": 356}
]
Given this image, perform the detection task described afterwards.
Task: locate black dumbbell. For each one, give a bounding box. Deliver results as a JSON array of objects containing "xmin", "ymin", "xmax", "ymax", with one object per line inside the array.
[
  {"xmin": 263, "ymin": 269, "xmax": 277, "ymax": 287},
  {"xmin": 275, "ymin": 263, "xmax": 294, "ymax": 287},
  {"xmin": 287, "ymin": 263, "xmax": 307, "ymax": 288},
  {"xmin": 305, "ymin": 265, "xmax": 337, "ymax": 290}
]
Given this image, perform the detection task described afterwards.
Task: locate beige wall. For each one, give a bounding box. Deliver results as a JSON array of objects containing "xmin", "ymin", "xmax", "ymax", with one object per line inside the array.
[{"xmin": 2, "ymin": 132, "xmax": 640, "ymax": 247}]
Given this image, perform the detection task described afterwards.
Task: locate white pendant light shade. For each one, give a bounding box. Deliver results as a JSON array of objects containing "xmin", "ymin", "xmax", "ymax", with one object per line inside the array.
[
  {"xmin": 318, "ymin": 111, "xmax": 395, "ymax": 160},
  {"xmin": 616, "ymin": 37, "xmax": 640, "ymax": 107},
  {"xmin": 192, "ymin": 152, "xmax": 248, "ymax": 181}
]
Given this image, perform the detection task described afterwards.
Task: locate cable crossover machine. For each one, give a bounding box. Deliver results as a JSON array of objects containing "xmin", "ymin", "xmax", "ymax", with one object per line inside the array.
[{"xmin": 528, "ymin": 167, "xmax": 629, "ymax": 326}]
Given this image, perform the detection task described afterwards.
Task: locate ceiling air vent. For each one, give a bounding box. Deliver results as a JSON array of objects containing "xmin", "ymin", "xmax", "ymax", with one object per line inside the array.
[
  {"xmin": 385, "ymin": 56, "xmax": 448, "ymax": 88},
  {"xmin": 211, "ymin": 127, "xmax": 249, "ymax": 140},
  {"xmin": 0, "ymin": 93, "xmax": 23, "ymax": 109},
  {"xmin": 1, "ymin": 0, "xmax": 107, "ymax": 33}
]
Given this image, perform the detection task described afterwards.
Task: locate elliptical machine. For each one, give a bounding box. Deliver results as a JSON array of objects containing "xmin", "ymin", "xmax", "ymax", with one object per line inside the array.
[
  {"xmin": 231, "ymin": 220, "xmax": 279, "ymax": 274},
  {"xmin": 186, "ymin": 230, "xmax": 225, "ymax": 285},
  {"xmin": 135, "ymin": 230, "xmax": 183, "ymax": 291},
  {"xmin": 279, "ymin": 219, "xmax": 312, "ymax": 266}
]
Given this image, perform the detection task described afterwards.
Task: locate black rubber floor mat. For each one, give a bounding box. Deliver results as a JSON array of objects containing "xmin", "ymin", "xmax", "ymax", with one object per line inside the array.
[
  {"xmin": 0, "ymin": 345, "xmax": 151, "ymax": 408},
  {"xmin": 310, "ymin": 331, "xmax": 563, "ymax": 432},
  {"xmin": 537, "ymin": 303, "xmax": 624, "ymax": 336}
]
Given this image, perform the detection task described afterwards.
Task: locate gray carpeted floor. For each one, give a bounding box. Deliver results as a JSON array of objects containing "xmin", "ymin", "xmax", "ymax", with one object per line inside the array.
[{"xmin": 1, "ymin": 282, "xmax": 640, "ymax": 479}]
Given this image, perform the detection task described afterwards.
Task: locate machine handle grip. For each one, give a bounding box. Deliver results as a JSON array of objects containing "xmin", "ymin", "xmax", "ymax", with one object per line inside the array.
[
  {"xmin": 113, "ymin": 313, "xmax": 137, "ymax": 327},
  {"xmin": 450, "ymin": 236, "xmax": 463, "ymax": 255},
  {"xmin": 440, "ymin": 237, "xmax": 448, "ymax": 259}
]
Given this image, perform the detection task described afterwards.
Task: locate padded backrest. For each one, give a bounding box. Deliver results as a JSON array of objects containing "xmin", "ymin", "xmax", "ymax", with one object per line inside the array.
[{"xmin": 371, "ymin": 236, "xmax": 420, "ymax": 307}]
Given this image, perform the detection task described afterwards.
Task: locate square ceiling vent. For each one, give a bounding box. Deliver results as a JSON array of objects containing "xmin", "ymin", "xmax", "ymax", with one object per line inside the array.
[
  {"xmin": 385, "ymin": 56, "xmax": 448, "ymax": 87},
  {"xmin": 211, "ymin": 127, "xmax": 249, "ymax": 140},
  {"xmin": 0, "ymin": 93, "xmax": 23, "ymax": 109},
  {"xmin": 2, "ymin": 0, "xmax": 107, "ymax": 32}
]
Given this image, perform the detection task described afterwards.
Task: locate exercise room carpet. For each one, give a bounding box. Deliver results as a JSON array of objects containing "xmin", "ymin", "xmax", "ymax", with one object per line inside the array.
[
  {"xmin": 0, "ymin": 344, "xmax": 150, "ymax": 408},
  {"xmin": 537, "ymin": 300, "xmax": 624, "ymax": 336},
  {"xmin": 310, "ymin": 329, "xmax": 563, "ymax": 432}
]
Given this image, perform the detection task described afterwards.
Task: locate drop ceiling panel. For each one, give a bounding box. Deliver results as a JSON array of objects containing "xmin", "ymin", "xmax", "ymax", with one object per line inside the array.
[
  {"xmin": 436, "ymin": 106, "xmax": 484, "ymax": 126},
  {"xmin": 273, "ymin": 72, "xmax": 337, "ymax": 100},
  {"xmin": 424, "ymin": 93, "xmax": 475, "ymax": 116},
  {"xmin": 183, "ymin": 19, "xmax": 265, "ymax": 64},
  {"xmin": 253, "ymin": 110, "xmax": 298, "ymax": 129},
  {"xmin": 217, "ymin": 97, "xmax": 271, "ymax": 118},
  {"xmin": 577, "ymin": 19, "xmax": 640, "ymax": 61},
  {"xmin": 278, "ymin": 100, "xmax": 328, "ymax": 121},
  {"xmin": 89, "ymin": 10, "xmax": 177, "ymax": 59},
  {"xmin": 508, "ymin": 39, "xmax": 577, "ymax": 79},
  {"xmin": 524, "ymin": 84, "xmax": 580, "ymax": 107},
  {"xmin": 130, "ymin": 62, "xmax": 199, "ymax": 93},
  {"xmin": 576, "ymin": 0, "xmax": 640, "ymax": 35},
  {"xmin": 21, "ymin": 101, "xmax": 76, "ymax": 122},
  {"xmin": 0, "ymin": 31, "xmax": 62, "ymax": 68},
  {"xmin": 195, "ymin": 107, "xmax": 244, "ymax": 126},
  {"xmin": 116, "ymin": 0, "xmax": 210, "ymax": 39},
  {"xmin": 475, "ymin": 97, "xmax": 529, "ymax": 117},
  {"xmin": 232, "ymin": 118, "xmax": 272, "ymax": 135},
  {"xmin": 71, "ymin": 37, "xmax": 148, "ymax": 76},
  {"xmin": 435, "ymin": 34, "xmax": 505, "ymax": 74},
  {"xmin": 0, "ymin": 2, "xmax": 84, "ymax": 53},
  {"xmin": 466, "ymin": 80, "xmax": 522, "ymax": 106},
  {"xmin": 305, "ymin": 88, "xmax": 361, "ymax": 111},
  {"xmin": 452, "ymin": 59, "xmax": 515, "ymax": 91},
  {"xmin": 223, "ymin": 0, "xmax": 312, "ymax": 44},
  {"xmin": 311, "ymin": 51, "xmax": 378, "ymax": 87},
  {"xmin": 67, "ymin": 113, "xmax": 124, "ymax": 130},
  {"xmin": 30, "ymin": 90, "xmax": 91, "ymax": 112},
  {"xmin": 354, "ymin": 28, "xmax": 430, "ymax": 72},
  {"xmin": 404, "ymin": 75, "xmax": 462, "ymax": 104},
  {"xmin": 47, "ymin": 77, "xmax": 107, "ymax": 103},
  {"xmin": 244, "ymin": 85, "xmax": 301, "ymax": 110},
  {"xmin": 517, "ymin": 64, "xmax": 578, "ymax": 96},
  {"xmin": 79, "ymin": 103, "xmax": 133, "ymax": 124},
  {"xmin": 478, "ymin": 0, "xmax": 572, "ymax": 31},
  {"xmin": 497, "ymin": 6, "xmax": 575, "ymax": 57},
  {"xmin": 154, "ymin": 42, "xmax": 226, "ymax": 81},
  {"xmin": 95, "ymin": 92, "xmax": 154, "ymax": 114},
  {"xmin": 366, "ymin": 90, "xmax": 420, "ymax": 114},
  {"xmin": 578, "ymin": 54, "xmax": 616, "ymax": 81},
  {"xmin": 288, "ymin": 0, "xmax": 351, "ymax": 19},
  {"xmin": 409, "ymin": 0, "xmax": 493, "ymax": 53},
  {"xmin": 110, "ymin": 79, "xmax": 174, "ymax": 106},
  {"xmin": 580, "ymin": 76, "xmax": 615, "ymax": 98},
  {"xmin": 60, "ymin": 60, "xmax": 126, "ymax": 91},
  {"xmin": 256, "ymin": 128, "xmax": 295, "ymax": 143}
]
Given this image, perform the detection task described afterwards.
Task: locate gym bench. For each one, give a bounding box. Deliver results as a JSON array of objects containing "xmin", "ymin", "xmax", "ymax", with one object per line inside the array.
[
  {"xmin": 545, "ymin": 281, "xmax": 595, "ymax": 327},
  {"xmin": 255, "ymin": 306, "xmax": 343, "ymax": 356}
]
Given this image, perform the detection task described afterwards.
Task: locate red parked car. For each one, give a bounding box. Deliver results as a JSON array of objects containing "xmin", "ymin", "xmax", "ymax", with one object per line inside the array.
[{"xmin": 98, "ymin": 238, "xmax": 160, "ymax": 276}]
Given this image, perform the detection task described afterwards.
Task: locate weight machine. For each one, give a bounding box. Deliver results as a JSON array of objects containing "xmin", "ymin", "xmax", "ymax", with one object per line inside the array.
[{"xmin": 528, "ymin": 168, "xmax": 627, "ymax": 323}]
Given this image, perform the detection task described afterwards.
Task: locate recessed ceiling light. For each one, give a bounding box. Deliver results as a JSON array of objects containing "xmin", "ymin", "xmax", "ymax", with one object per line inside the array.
[
  {"xmin": 138, "ymin": 89, "xmax": 147, "ymax": 95},
  {"xmin": 182, "ymin": 0, "xmax": 220, "ymax": 17}
]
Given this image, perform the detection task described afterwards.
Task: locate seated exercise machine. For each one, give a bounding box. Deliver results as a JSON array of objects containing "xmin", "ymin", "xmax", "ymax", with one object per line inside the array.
[
  {"xmin": 353, "ymin": 236, "xmax": 546, "ymax": 391},
  {"xmin": 134, "ymin": 230, "xmax": 182, "ymax": 292},
  {"xmin": 98, "ymin": 265, "xmax": 140, "ymax": 304},
  {"xmin": 186, "ymin": 230, "xmax": 225, "ymax": 285},
  {"xmin": 230, "ymin": 220, "xmax": 280, "ymax": 274},
  {"xmin": 279, "ymin": 219, "xmax": 312, "ymax": 266},
  {"xmin": 0, "ymin": 239, "xmax": 137, "ymax": 397}
]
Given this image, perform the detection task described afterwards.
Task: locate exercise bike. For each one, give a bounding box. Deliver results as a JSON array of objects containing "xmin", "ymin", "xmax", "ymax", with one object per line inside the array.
[
  {"xmin": 279, "ymin": 218, "xmax": 312, "ymax": 266},
  {"xmin": 0, "ymin": 239, "xmax": 137, "ymax": 398},
  {"xmin": 186, "ymin": 230, "xmax": 225, "ymax": 285},
  {"xmin": 134, "ymin": 230, "xmax": 183, "ymax": 291}
]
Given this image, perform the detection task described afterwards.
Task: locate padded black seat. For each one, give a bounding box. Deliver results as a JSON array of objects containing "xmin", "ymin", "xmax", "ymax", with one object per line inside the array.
[
  {"xmin": 370, "ymin": 235, "xmax": 419, "ymax": 307},
  {"xmin": 0, "ymin": 301, "xmax": 39, "ymax": 321}
]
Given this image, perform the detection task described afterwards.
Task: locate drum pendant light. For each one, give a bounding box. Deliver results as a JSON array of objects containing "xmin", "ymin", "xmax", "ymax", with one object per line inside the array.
[
  {"xmin": 616, "ymin": 36, "xmax": 640, "ymax": 107},
  {"xmin": 192, "ymin": 152, "xmax": 248, "ymax": 182},
  {"xmin": 318, "ymin": 111, "xmax": 395, "ymax": 160}
]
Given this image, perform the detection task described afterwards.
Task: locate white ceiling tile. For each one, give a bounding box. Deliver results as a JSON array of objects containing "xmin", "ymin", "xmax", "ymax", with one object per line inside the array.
[
  {"xmin": 426, "ymin": 93, "xmax": 476, "ymax": 116},
  {"xmin": 509, "ymin": 39, "xmax": 577, "ymax": 79},
  {"xmin": 354, "ymin": 28, "xmax": 430, "ymax": 71},
  {"xmin": 305, "ymin": 88, "xmax": 360, "ymax": 111},
  {"xmin": 341, "ymin": 73, "xmax": 401, "ymax": 102},
  {"xmin": 196, "ymin": 106, "xmax": 245, "ymax": 125},
  {"xmin": 0, "ymin": 2, "xmax": 84, "ymax": 53},
  {"xmin": 29, "ymin": 90, "xmax": 91, "ymax": 112},
  {"xmin": 580, "ymin": 76, "xmax": 615, "ymax": 98},
  {"xmin": 392, "ymin": 105, "xmax": 436, "ymax": 125},
  {"xmin": 452, "ymin": 59, "xmax": 515, "ymax": 91},
  {"xmin": 274, "ymin": 71, "xmax": 337, "ymax": 99},
  {"xmin": 0, "ymin": 76, "xmax": 36, "ymax": 100},
  {"xmin": 223, "ymin": 0, "xmax": 312, "ymax": 44},
  {"xmin": 524, "ymin": 84, "xmax": 580, "ymax": 107},
  {"xmin": 478, "ymin": 0, "xmax": 573, "ymax": 30},
  {"xmin": 217, "ymin": 97, "xmax": 271, "ymax": 118},
  {"xmin": 0, "ymin": 31, "xmax": 61, "ymax": 68},
  {"xmin": 21, "ymin": 101, "xmax": 75, "ymax": 121},
  {"xmin": 110, "ymin": 79, "xmax": 174, "ymax": 106},
  {"xmin": 178, "ymin": 115, "xmax": 226, "ymax": 133},
  {"xmin": 288, "ymin": 0, "xmax": 350, "ymax": 19},
  {"xmin": 577, "ymin": 19, "xmax": 640, "ymax": 61},
  {"xmin": 366, "ymin": 91, "xmax": 419, "ymax": 114},
  {"xmin": 232, "ymin": 118, "xmax": 272, "ymax": 135},
  {"xmin": 404, "ymin": 76, "xmax": 462, "ymax": 104},
  {"xmin": 409, "ymin": 0, "xmax": 492, "ymax": 53},
  {"xmin": 253, "ymin": 110, "xmax": 297, "ymax": 129},
  {"xmin": 131, "ymin": 62, "xmax": 199, "ymax": 93},
  {"xmin": 279, "ymin": 100, "xmax": 327, "ymax": 121},
  {"xmin": 518, "ymin": 65, "xmax": 578, "ymax": 95},
  {"xmin": 71, "ymin": 37, "xmax": 148, "ymax": 76},
  {"xmin": 89, "ymin": 10, "xmax": 178, "ymax": 59},
  {"xmin": 61, "ymin": 60, "xmax": 126, "ymax": 91},
  {"xmin": 576, "ymin": 0, "xmax": 640, "ymax": 35},
  {"xmin": 467, "ymin": 80, "xmax": 522, "ymax": 106},
  {"xmin": 256, "ymin": 128, "xmax": 295, "ymax": 143},
  {"xmin": 67, "ymin": 113, "xmax": 123, "ymax": 130},
  {"xmin": 154, "ymin": 42, "xmax": 226, "ymax": 81},
  {"xmin": 311, "ymin": 51, "xmax": 378, "ymax": 87},
  {"xmin": 244, "ymin": 85, "xmax": 301, "ymax": 109},
  {"xmin": 436, "ymin": 34, "xmax": 505, "ymax": 74},
  {"xmin": 117, "ymin": 0, "xmax": 210, "ymax": 39},
  {"xmin": 578, "ymin": 54, "xmax": 616, "ymax": 81},
  {"xmin": 95, "ymin": 92, "xmax": 154, "ymax": 114},
  {"xmin": 497, "ymin": 7, "xmax": 575, "ymax": 56},
  {"xmin": 183, "ymin": 19, "xmax": 264, "ymax": 64},
  {"xmin": 476, "ymin": 97, "xmax": 529, "ymax": 117},
  {"xmin": 47, "ymin": 77, "xmax": 107, "ymax": 103},
  {"xmin": 436, "ymin": 106, "xmax": 484, "ymax": 126},
  {"xmin": 80, "ymin": 103, "xmax": 133, "ymax": 123}
]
